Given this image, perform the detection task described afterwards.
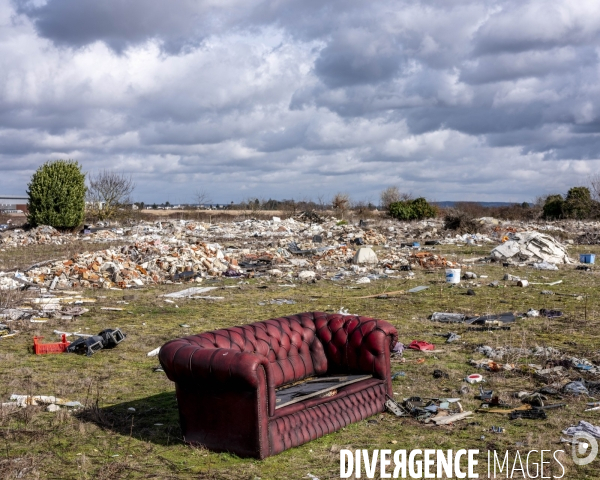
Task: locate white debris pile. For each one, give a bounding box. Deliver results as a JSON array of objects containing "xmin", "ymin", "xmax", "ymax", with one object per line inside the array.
[
  {"xmin": 490, "ymin": 231, "xmax": 572, "ymax": 265},
  {"xmin": 21, "ymin": 240, "xmax": 238, "ymax": 289},
  {"xmin": 0, "ymin": 225, "xmax": 71, "ymax": 247},
  {"xmin": 2, "ymin": 394, "xmax": 83, "ymax": 410},
  {"xmin": 0, "ymin": 272, "xmax": 23, "ymax": 290}
]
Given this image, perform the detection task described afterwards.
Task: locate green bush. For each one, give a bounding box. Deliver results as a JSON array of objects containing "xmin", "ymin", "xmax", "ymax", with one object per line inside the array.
[
  {"xmin": 542, "ymin": 194, "xmax": 565, "ymax": 219},
  {"xmin": 388, "ymin": 197, "xmax": 437, "ymax": 221},
  {"xmin": 542, "ymin": 187, "xmax": 598, "ymax": 220},
  {"xmin": 564, "ymin": 186, "xmax": 593, "ymax": 219},
  {"xmin": 27, "ymin": 160, "xmax": 86, "ymax": 229}
]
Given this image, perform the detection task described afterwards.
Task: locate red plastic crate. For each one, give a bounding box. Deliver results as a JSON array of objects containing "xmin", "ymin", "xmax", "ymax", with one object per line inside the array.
[{"xmin": 33, "ymin": 334, "xmax": 70, "ymax": 354}]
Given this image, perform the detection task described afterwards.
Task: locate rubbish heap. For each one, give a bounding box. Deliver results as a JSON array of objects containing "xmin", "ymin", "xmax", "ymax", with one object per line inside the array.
[
  {"xmin": 0, "ymin": 216, "xmax": 581, "ymax": 291},
  {"xmin": 21, "ymin": 241, "xmax": 236, "ymax": 289},
  {"xmin": 0, "ymin": 225, "xmax": 71, "ymax": 248},
  {"xmin": 490, "ymin": 231, "xmax": 572, "ymax": 265}
]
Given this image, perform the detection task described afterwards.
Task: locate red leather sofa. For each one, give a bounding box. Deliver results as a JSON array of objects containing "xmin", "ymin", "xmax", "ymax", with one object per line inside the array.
[{"xmin": 159, "ymin": 312, "xmax": 398, "ymax": 458}]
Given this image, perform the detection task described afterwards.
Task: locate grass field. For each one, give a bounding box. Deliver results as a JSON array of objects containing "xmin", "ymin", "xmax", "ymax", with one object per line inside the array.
[{"xmin": 1, "ymin": 242, "xmax": 600, "ymax": 479}]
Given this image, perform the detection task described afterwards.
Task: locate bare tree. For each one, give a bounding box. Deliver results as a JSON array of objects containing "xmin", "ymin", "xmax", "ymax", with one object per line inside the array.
[
  {"xmin": 87, "ymin": 170, "xmax": 135, "ymax": 221},
  {"xmin": 316, "ymin": 194, "xmax": 328, "ymax": 211},
  {"xmin": 380, "ymin": 186, "xmax": 411, "ymax": 210},
  {"xmin": 332, "ymin": 192, "xmax": 351, "ymax": 219},
  {"xmin": 195, "ymin": 190, "xmax": 212, "ymax": 209},
  {"xmin": 589, "ymin": 174, "xmax": 600, "ymax": 202}
]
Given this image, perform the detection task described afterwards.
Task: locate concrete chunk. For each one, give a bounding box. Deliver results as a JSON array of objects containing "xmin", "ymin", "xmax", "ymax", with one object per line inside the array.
[{"xmin": 353, "ymin": 247, "xmax": 378, "ymax": 264}]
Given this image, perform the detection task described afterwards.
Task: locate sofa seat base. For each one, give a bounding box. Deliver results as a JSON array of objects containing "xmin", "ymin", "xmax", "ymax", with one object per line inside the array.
[{"xmin": 269, "ymin": 379, "xmax": 386, "ymax": 456}]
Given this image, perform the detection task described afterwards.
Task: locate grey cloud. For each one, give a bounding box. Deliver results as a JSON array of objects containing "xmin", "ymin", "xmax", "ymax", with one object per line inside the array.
[
  {"xmin": 314, "ymin": 29, "xmax": 402, "ymax": 88},
  {"xmin": 460, "ymin": 47, "xmax": 595, "ymax": 85},
  {"xmin": 4, "ymin": 0, "xmax": 600, "ymax": 203},
  {"xmin": 473, "ymin": 1, "xmax": 600, "ymax": 55},
  {"xmin": 14, "ymin": 0, "xmax": 214, "ymax": 53}
]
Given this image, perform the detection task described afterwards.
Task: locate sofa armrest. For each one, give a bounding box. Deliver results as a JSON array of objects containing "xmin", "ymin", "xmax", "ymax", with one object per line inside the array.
[{"xmin": 159, "ymin": 339, "xmax": 271, "ymax": 389}]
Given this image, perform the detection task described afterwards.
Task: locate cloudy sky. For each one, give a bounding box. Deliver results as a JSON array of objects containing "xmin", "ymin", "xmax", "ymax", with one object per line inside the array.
[{"xmin": 1, "ymin": 0, "xmax": 600, "ymax": 204}]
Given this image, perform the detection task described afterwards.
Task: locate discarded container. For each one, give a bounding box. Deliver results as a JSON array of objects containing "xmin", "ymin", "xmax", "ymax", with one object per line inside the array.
[
  {"xmin": 33, "ymin": 334, "xmax": 70, "ymax": 354},
  {"xmin": 580, "ymin": 254, "xmax": 596, "ymax": 264},
  {"xmin": 412, "ymin": 242, "xmax": 420, "ymax": 249},
  {"xmin": 445, "ymin": 268, "xmax": 461, "ymax": 284},
  {"xmin": 517, "ymin": 280, "xmax": 529, "ymax": 287},
  {"xmin": 465, "ymin": 374, "xmax": 483, "ymax": 384}
]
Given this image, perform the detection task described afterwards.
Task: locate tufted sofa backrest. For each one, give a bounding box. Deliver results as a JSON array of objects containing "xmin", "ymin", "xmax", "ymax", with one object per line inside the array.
[
  {"xmin": 179, "ymin": 312, "xmax": 329, "ymax": 387},
  {"xmin": 313, "ymin": 312, "xmax": 397, "ymax": 381}
]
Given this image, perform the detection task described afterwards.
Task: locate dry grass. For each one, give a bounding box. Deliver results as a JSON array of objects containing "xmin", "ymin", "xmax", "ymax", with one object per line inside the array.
[{"xmin": 0, "ymin": 243, "xmax": 599, "ymax": 478}]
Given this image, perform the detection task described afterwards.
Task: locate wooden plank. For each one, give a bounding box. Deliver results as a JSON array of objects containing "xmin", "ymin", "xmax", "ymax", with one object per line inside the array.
[
  {"xmin": 275, "ymin": 375, "xmax": 372, "ymax": 409},
  {"xmin": 431, "ymin": 411, "xmax": 473, "ymax": 425}
]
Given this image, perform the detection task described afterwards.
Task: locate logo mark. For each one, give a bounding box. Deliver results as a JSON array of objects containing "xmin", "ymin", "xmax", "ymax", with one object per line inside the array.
[{"xmin": 572, "ymin": 433, "xmax": 598, "ymax": 466}]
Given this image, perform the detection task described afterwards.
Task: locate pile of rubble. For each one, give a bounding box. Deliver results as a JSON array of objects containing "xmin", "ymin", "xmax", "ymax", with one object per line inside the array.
[
  {"xmin": 18, "ymin": 241, "xmax": 236, "ymax": 289},
  {"xmin": 0, "ymin": 215, "xmax": 587, "ymax": 291},
  {"xmin": 490, "ymin": 231, "xmax": 572, "ymax": 265},
  {"xmin": 0, "ymin": 225, "xmax": 72, "ymax": 248}
]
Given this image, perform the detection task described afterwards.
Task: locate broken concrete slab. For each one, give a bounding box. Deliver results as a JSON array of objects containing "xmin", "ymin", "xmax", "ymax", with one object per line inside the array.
[
  {"xmin": 490, "ymin": 231, "xmax": 572, "ymax": 265},
  {"xmin": 353, "ymin": 247, "xmax": 378, "ymax": 264}
]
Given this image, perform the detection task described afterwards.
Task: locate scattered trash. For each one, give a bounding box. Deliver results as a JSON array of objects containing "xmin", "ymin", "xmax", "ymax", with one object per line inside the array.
[
  {"xmin": 163, "ymin": 287, "xmax": 219, "ymax": 298},
  {"xmin": 465, "ymin": 374, "xmax": 484, "ymax": 384},
  {"xmin": 392, "ymin": 343, "xmax": 404, "ymax": 356},
  {"xmin": 510, "ymin": 409, "xmax": 547, "ymax": 420},
  {"xmin": 579, "ymin": 254, "xmax": 596, "ymax": 264},
  {"xmin": 562, "ymin": 421, "xmax": 600, "ymax": 439},
  {"xmin": 431, "ymin": 411, "xmax": 473, "ymax": 425},
  {"xmin": 33, "ymin": 334, "xmax": 70, "ymax": 354},
  {"xmin": 8, "ymin": 394, "xmax": 82, "ymax": 409},
  {"xmin": 147, "ymin": 347, "xmax": 161, "ymax": 357},
  {"xmin": 407, "ymin": 340, "xmax": 434, "ymax": 351},
  {"xmin": 0, "ymin": 323, "xmax": 15, "ymax": 338},
  {"xmin": 467, "ymin": 312, "xmax": 516, "ymax": 325},
  {"xmin": 540, "ymin": 309, "xmax": 563, "ymax": 318},
  {"xmin": 435, "ymin": 332, "xmax": 461, "ymax": 343},
  {"xmin": 385, "ymin": 396, "xmax": 406, "ymax": 416},
  {"xmin": 563, "ymin": 381, "xmax": 589, "ymax": 396},
  {"xmin": 66, "ymin": 328, "xmax": 125, "ymax": 356},
  {"xmin": 298, "ymin": 270, "xmax": 316, "ymax": 281},
  {"xmin": 533, "ymin": 261, "xmax": 559, "ymax": 271},
  {"xmin": 445, "ymin": 268, "xmax": 461, "ymax": 284},
  {"xmin": 407, "ymin": 285, "xmax": 428, "ymax": 293}
]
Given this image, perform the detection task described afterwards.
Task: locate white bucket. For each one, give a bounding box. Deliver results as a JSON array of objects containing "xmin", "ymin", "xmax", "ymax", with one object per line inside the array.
[{"xmin": 445, "ymin": 268, "xmax": 461, "ymax": 284}]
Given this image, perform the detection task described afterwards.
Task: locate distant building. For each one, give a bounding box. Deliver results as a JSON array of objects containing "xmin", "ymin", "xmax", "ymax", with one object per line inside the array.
[{"xmin": 0, "ymin": 195, "xmax": 28, "ymax": 213}]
